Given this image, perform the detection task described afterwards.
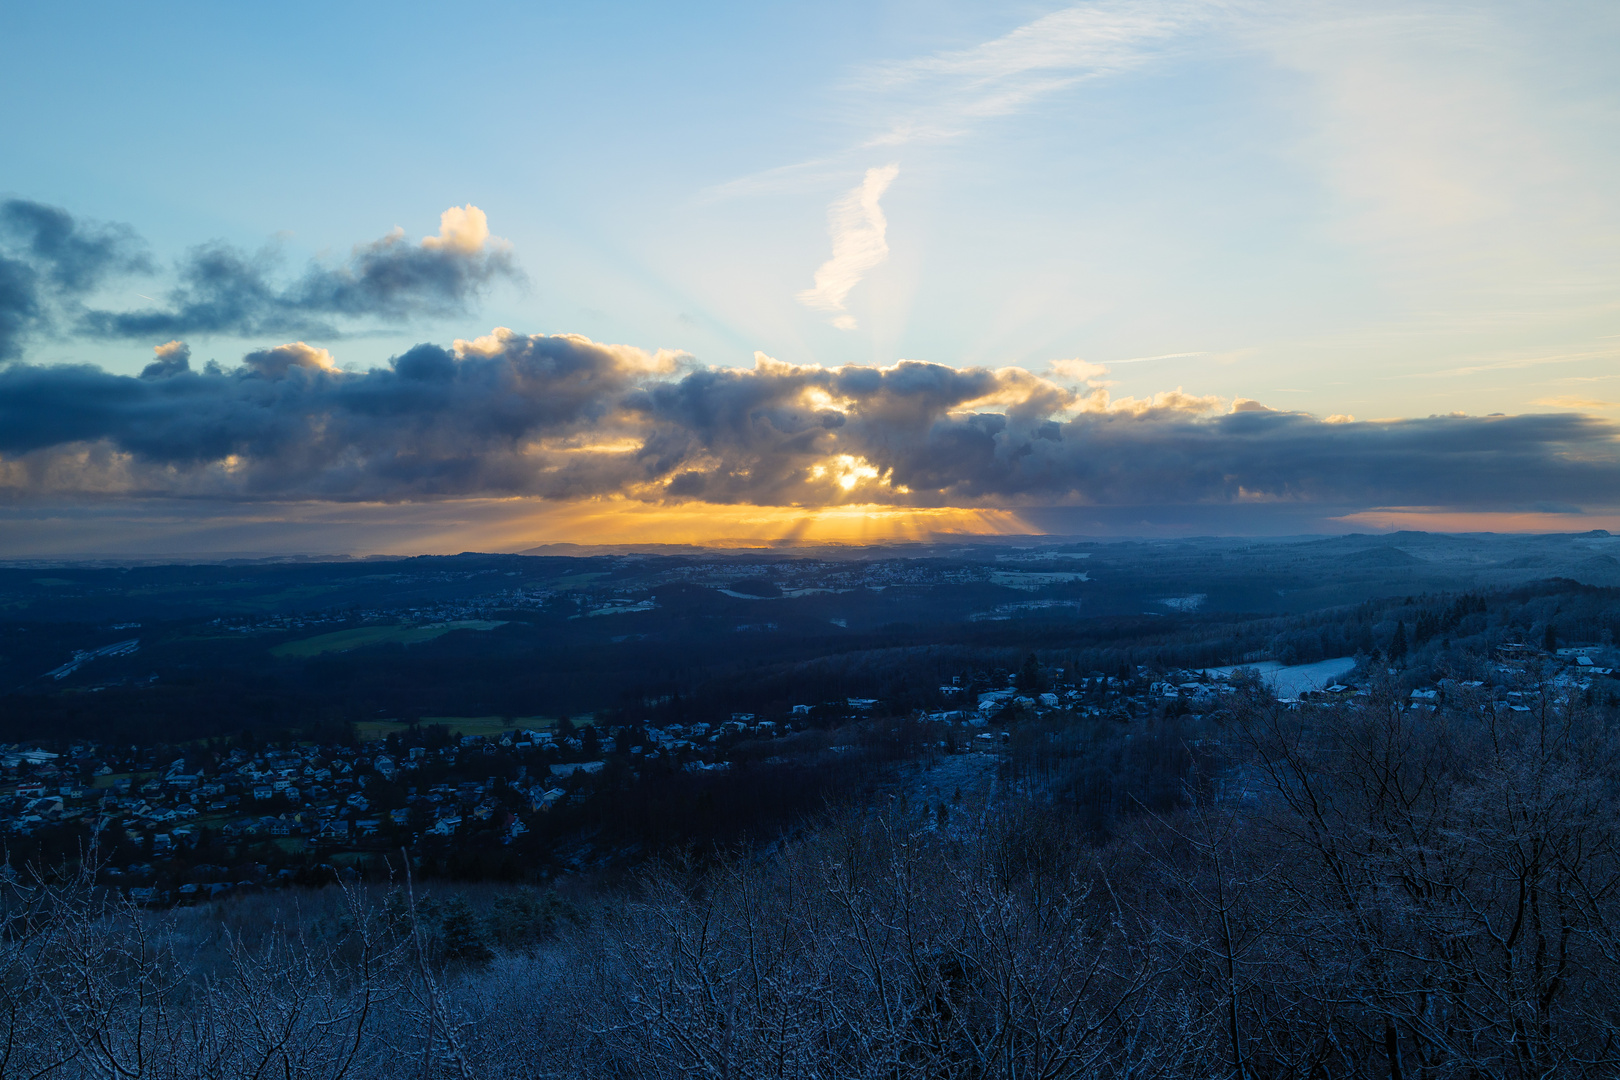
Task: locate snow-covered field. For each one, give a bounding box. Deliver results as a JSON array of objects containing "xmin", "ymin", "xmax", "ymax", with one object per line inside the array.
[{"xmin": 1201, "ymin": 656, "xmax": 1359, "ymax": 697}]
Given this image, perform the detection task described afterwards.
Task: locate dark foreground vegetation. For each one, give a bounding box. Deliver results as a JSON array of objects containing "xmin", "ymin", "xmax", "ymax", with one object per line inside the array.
[{"xmin": 5, "ymin": 676, "xmax": 1620, "ymax": 1079}]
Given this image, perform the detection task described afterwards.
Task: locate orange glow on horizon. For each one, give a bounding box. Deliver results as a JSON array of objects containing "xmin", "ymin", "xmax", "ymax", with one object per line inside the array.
[
  {"xmin": 468, "ymin": 499, "xmax": 1037, "ymax": 550},
  {"xmin": 348, "ymin": 499, "xmax": 1033, "ymax": 554}
]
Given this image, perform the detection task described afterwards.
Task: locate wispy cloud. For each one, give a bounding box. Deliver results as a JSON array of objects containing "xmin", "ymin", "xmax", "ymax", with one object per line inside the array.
[
  {"xmin": 855, "ymin": 1, "xmax": 1204, "ymax": 146},
  {"xmin": 797, "ymin": 164, "xmax": 900, "ymax": 330},
  {"xmin": 1534, "ymin": 395, "xmax": 1619, "ymax": 412},
  {"xmin": 696, "ymin": 157, "xmax": 852, "ymax": 203},
  {"xmin": 712, "ymin": 2, "xmax": 1205, "ymax": 204},
  {"xmin": 1110, "ymin": 351, "xmax": 1209, "ymax": 365},
  {"xmin": 1047, "ymin": 358, "xmax": 1111, "ymax": 382},
  {"xmin": 1397, "ymin": 346, "xmax": 1620, "ymax": 380},
  {"xmin": 758, "ymin": 3, "xmax": 1212, "ymax": 328}
]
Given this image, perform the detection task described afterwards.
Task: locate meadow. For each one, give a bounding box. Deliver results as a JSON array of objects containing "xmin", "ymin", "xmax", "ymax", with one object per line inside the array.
[{"xmin": 270, "ymin": 620, "xmax": 506, "ymax": 658}]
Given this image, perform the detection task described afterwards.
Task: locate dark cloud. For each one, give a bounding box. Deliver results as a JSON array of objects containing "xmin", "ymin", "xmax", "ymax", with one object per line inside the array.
[
  {"xmin": 0, "ymin": 254, "xmax": 40, "ymax": 363},
  {"xmin": 0, "ymin": 200, "xmax": 516, "ymax": 360},
  {"xmin": 0, "ymin": 199, "xmax": 151, "ymax": 360},
  {"xmin": 140, "ymin": 340, "xmax": 191, "ymax": 380},
  {"xmin": 79, "ymin": 206, "xmax": 518, "ymax": 340},
  {"xmin": 0, "ymin": 199, "xmax": 151, "ymax": 292},
  {"xmin": 2, "ymin": 331, "xmax": 1618, "ymax": 519}
]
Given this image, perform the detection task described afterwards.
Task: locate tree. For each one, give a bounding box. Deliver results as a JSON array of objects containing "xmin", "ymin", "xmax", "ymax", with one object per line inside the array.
[
  {"xmin": 1545, "ymin": 622, "xmax": 1559, "ymax": 653},
  {"xmin": 439, "ymin": 895, "xmax": 493, "ymax": 964},
  {"xmin": 1019, "ymin": 653, "xmax": 1046, "ymax": 693},
  {"xmin": 1389, "ymin": 621, "xmax": 1408, "ymax": 665}
]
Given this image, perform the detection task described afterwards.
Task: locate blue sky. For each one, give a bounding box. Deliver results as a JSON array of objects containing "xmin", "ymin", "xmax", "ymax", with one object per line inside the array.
[{"xmin": 3, "ymin": 1, "xmax": 1619, "ymax": 551}]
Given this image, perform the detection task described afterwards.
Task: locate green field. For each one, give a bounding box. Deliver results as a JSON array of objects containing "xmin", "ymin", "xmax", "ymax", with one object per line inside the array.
[
  {"xmin": 552, "ymin": 572, "xmax": 609, "ymax": 588},
  {"xmin": 354, "ymin": 714, "xmax": 555, "ymax": 742},
  {"xmin": 89, "ymin": 771, "xmax": 151, "ymax": 790},
  {"xmin": 271, "ymin": 620, "xmax": 506, "ymax": 658}
]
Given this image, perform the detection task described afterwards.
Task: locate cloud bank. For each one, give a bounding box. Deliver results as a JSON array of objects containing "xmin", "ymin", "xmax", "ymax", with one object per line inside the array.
[{"xmin": 2, "ymin": 331, "xmax": 1617, "ymax": 522}]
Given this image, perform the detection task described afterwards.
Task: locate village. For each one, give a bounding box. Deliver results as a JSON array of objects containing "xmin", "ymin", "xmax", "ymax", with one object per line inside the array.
[{"xmin": 5, "ymin": 631, "xmax": 1615, "ymax": 906}]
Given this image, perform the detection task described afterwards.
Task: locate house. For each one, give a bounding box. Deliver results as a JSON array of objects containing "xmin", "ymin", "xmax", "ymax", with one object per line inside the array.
[
  {"xmin": 25, "ymin": 796, "xmax": 63, "ymax": 820},
  {"xmin": 978, "ymin": 690, "xmax": 1014, "ymax": 713}
]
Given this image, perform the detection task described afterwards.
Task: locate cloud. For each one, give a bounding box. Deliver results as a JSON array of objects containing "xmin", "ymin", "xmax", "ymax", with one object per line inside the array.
[
  {"xmin": 0, "ymin": 199, "xmax": 152, "ymax": 360},
  {"xmin": 140, "ymin": 340, "xmax": 192, "ymax": 380},
  {"xmin": 712, "ymin": 0, "xmax": 1205, "ymax": 203},
  {"xmin": 3, "ymin": 331, "xmax": 1619, "ymax": 523},
  {"xmin": 1534, "ymin": 395, "xmax": 1619, "ymax": 412},
  {"xmin": 0, "ymin": 255, "xmax": 38, "ymax": 363},
  {"xmin": 243, "ymin": 341, "xmax": 339, "ymax": 379},
  {"xmin": 77, "ymin": 205, "xmax": 517, "ymax": 340},
  {"xmin": 859, "ymin": 1, "xmax": 1198, "ymax": 143},
  {"xmin": 1048, "ymin": 358, "xmax": 1111, "ymax": 383},
  {"xmin": 797, "ymin": 164, "xmax": 900, "ymax": 330},
  {"xmin": 420, "ymin": 205, "xmax": 493, "ymax": 254},
  {"xmin": 0, "ymin": 199, "xmax": 151, "ymax": 292},
  {"xmin": 0, "ymin": 201, "xmax": 519, "ymax": 359}
]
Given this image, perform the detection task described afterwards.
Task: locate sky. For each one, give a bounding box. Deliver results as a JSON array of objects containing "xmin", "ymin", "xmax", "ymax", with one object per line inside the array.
[{"xmin": 2, "ymin": 0, "xmax": 1619, "ymax": 555}]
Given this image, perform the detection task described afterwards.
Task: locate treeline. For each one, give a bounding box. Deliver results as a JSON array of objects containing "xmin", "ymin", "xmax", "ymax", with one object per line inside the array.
[
  {"xmin": 630, "ymin": 579, "xmax": 1620, "ymax": 723},
  {"xmin": 10, "ymin": 577, "xmax": 1617, "ymax": 750}
]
